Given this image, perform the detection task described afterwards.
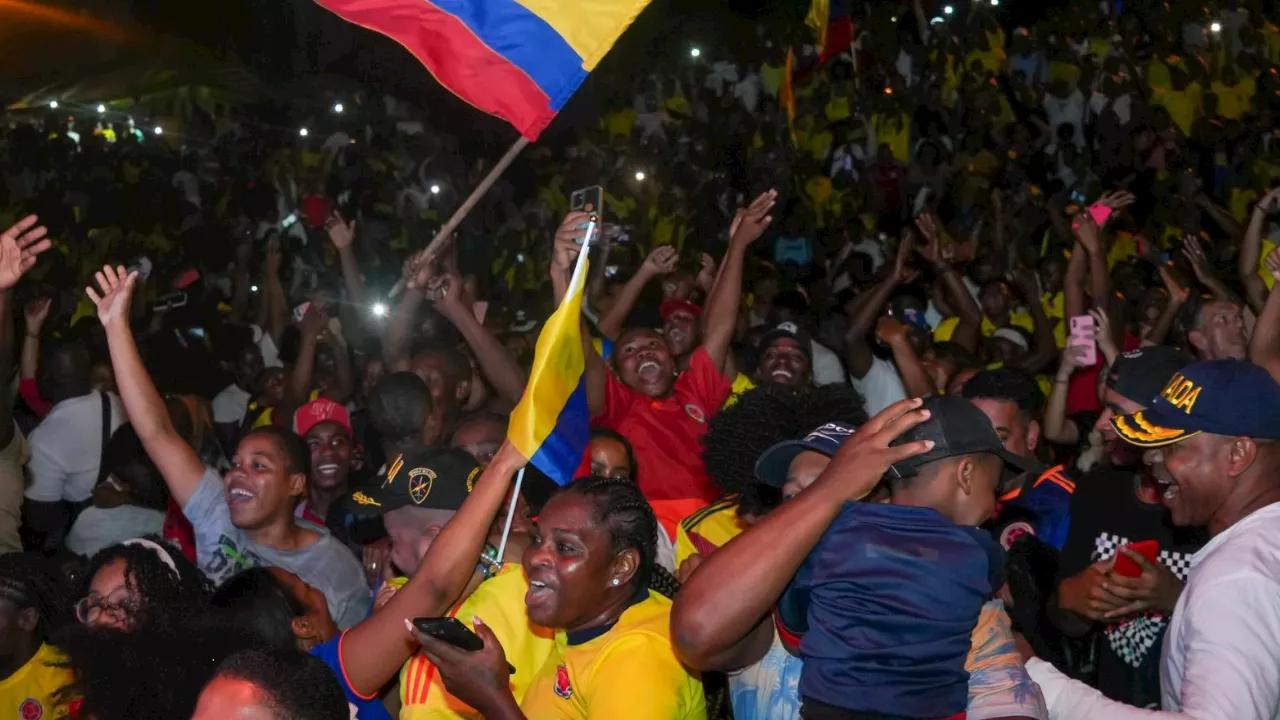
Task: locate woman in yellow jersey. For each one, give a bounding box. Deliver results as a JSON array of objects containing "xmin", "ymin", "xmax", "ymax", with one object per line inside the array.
[
  {"xmin": 413, "ymin": 444, "xmax": 706, "ymax": 719},
  {"xmin": 0, "ymin": 554, "xmax": 74, "ymax": 720}
]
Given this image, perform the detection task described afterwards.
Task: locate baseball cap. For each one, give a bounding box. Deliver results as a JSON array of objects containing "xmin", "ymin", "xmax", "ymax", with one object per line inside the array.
[
  {"xmin": 1107, "ymin": 346, "xmax": 1190, "ymax": 405},
  {"xmin": 660, "ymin": 298, "xmax": 702, "ymax": 321},
  {"xmin": 347, "ymin": 447, "xmax": 482, "ymax": 517},
  {"xmin": 1111, "ymin": 359, "xmax": 1280, "ymax": 448},
  {"xmin": 294, "ymin": 398, "xmax": 352, "ymax": 438},
  {"xmin": 755, "ymin": 422, "xmax": 858, "ymax": 487},
  {"xmin": 757, "ymin": 321, "xmax": 814, "ymax": 359},
  {"xmin": 886, "ymin": 395, "xmax": 1039, "ymax": 489}
]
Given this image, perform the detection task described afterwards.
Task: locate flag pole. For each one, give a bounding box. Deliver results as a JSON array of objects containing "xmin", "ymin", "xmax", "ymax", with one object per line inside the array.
[
  {"xmin": 494, "ymin": 227, "xmax": 594, "ymax": 560},
  {"xmin": 390, "ymin": 135, "xmax": 531, "ymax": 296},
  {"xmin": 495, "ymin": 468, "xmax": 526, "ymax": 563}
]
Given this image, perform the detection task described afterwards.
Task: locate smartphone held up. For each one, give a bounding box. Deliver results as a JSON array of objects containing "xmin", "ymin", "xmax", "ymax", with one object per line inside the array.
[{"xmin": 569, "ymin": 185, "xmax": 604, "ymax": 247}]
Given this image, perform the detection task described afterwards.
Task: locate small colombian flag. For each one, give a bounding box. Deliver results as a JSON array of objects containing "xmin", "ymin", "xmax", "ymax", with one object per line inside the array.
[{"xmin": 506, "ymin": 251, "xmax": 592, "ymax": 485}]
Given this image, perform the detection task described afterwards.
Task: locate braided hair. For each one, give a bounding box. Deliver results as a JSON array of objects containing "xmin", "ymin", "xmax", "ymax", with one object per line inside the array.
[
  {"xmin": 702, "ymin": 384, "xmax": 868, "ymax": 518},
  {"xmin": 0, "ymin": 552, "xmax": 71, "ymax": 647},
  {"xmin": 562, "ymin": 475, "xmax": 660, "ymax": 593}
]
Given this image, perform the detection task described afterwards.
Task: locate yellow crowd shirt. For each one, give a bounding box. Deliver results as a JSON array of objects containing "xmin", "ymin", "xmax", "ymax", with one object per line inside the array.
[
  {"xmin": 1152, "ymin": 83, "xmax": 1202, "ymax": 135},
  {"xmin": 0, "ymin": 643, "xmax": 73, "ymax": 720},
  {"xmin": 675, "ymin": 497, "xmax": 749, "ymax": 569},
  {"xmin": 932, "ymin": 312, "xmax": 1034, "ymax": 343},
  {"xmin": 401, "ymin": 565, "xmax": 556, "ymax": 719},
  {"xmin": 519, "ymin": 589, "xmax": 706, "ymax": 720},
  {"xmin": 1210, "ymin": 77, "xmax": 1255, "ymax": 120}
]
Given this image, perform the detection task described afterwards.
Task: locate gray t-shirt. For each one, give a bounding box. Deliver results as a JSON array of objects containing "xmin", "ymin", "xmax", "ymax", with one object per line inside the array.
[{"xmin": 185, "ymin": 467, "xmax": 371, "ymax": 629}]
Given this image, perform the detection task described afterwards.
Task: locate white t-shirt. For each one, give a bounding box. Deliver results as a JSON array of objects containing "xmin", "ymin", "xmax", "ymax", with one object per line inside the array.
[
  {"xmin": 850, "ymin": 355, "xmax": 908, "ymax": 417},
  {"xmin": 65, "ymin": 505, "xmax": 166, "ymax": 557},
  {"xmin": 212, "ymin": 384, "xmax": 252, "ymax": 426},
  {"xmin": 1043, "ymin": 89, "xmax": 1085, "ymax": 148},
  {"xmin": 1027, "ymin": 501, "xmax": 1280, "ymax": 719},
  {"xmin": 24, "ymin": 392, "xmax": 124, "ymax": 503},
  {"xmin": 811, "ymin": 341, "xmax": 847, "ymax": 387}
]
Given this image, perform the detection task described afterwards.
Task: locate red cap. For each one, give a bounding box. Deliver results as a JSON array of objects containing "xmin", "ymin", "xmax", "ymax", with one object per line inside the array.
[
  {"xmin": 660, "ymin": 298, "xmax": 702, "ymax": 320},
  {"xmin": 294, "ymin": 398, "xmax": 352, "ymax": 438}
]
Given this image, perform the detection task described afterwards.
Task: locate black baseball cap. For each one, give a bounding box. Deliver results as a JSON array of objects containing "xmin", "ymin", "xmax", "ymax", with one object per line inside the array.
[
  {"xmin": 1107, "ymin": 346, "xmax": 1190, "ymax": 405},
  {"xmin": 347, "ymin": 447, "xmax": 482, "ymax": 517},
  {"xmin": 755, "ymin": 422, "xmax": 858, "ymax": 487},
  {"xmin": 756, "ymin": 321, "xmax": 814, "ymax": 360},
  {"xmin": 885, "ymin": 395, "xmax": 1039, "ymax": 489}
]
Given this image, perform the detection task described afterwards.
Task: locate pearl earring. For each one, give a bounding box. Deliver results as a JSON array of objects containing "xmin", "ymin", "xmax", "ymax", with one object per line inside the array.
[{"xmin": 612, "ymin": 578, "xmax": 619, "ymax": 586}]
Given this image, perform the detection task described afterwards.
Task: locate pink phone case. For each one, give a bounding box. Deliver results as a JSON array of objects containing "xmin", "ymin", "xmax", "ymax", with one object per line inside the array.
[{"xmin": 1069, "ymin": 315, "xmax": 1097, "ymax": 366}]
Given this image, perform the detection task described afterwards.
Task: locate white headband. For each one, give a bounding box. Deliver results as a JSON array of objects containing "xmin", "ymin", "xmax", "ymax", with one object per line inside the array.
[{"xmin": 122, "ymin": 538, "xmax": 180, "ymax": 579}]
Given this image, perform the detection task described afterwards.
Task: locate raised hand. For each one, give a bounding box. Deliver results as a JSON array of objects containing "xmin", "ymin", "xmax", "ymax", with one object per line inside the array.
[
  {"xmin": 1012, "ymin": 265, "xmax": 1041, "ymax": 300},
  {"xmin": 875, "ymin": 315, "xmax": 909, "ymax": 345},
  {"xmin": 403, "ymin": 249, "xmax": 438, "ymax": 292},
  {"xmin": 24, "ymin": 297, "xmax": 52, "ymax": 331},
  {"xmin": 1157, "ymin": 265, "xmax": 1190, "ymax": 305},
  {"xmin": 729, "ymin": 189, "xmax": 778, "ymax": 246},
  {"xmin": 1265, "ymin": 247, "xmax": 1280, "ymax": 283},
  {"xmin": 86, "ymin": 265, "xmax": 139, "ymax": 328},
  {"xmin": 324, "ymin": 211, "xmax": 357, "ymax": 250},
  {"xmin": 299, "ymin": 301, "xmax": 328, "ymax": 340},
  {"xmin": 1097, "ymin": 190, "xmax": 1136, "ymax": 211},
  {"xmin": 552, "ymin": 211, "xmax": 592, "ymax": 271},
  {"xmin": 696, "ymin": 252, "xmax": 716, "ymax": 292},
  {"xmin": 0, "ymin": 215, "xmax": 52, "ymax": 291},
  {"xmin": 1257, "ymin": 187, "xmax": 1280, "ymax": 215},
  {"xmin": 1088, "ymin": 307, "xmax": 1118, "ymax": 363},
  {"xmin": 1057, "ymin": 344, "xmax": 1089, "ymax": 380},
  {"xmin": 428, "ymin": 273, "xmax": 470, "ymax": 316},
  {"xmin": 1181, "ymin": 235, "xmax": 1213, "ymax": 283},
  {"xmin": 641, "ymin": 245, "xmax": 679, "ymax": 278},
  {"xmin": 1073, "ymin": 214, "xmax": 1101, "ymax": 255},
  {"xmin": 893, "ymin": 231, "xmax": 920, "ymax": 284},
  {"xmin": 822, "ymin": 397, "xmax": 936, "ymax": 502}
]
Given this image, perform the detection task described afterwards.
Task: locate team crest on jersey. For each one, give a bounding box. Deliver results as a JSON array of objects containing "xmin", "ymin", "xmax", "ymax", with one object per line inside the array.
[
  {"xmin": 999, "ymin": 521, "xmax": 1035, "ymax": 550},
  {"xmin": 684, "ymin": 403, "xmax": 706, "ymax": 424},
  {"xmin": 554, "ymin": 664, "xmax": 573, "ymax": 699},
  {"xmin": 19, "ymin": 698, "xmax": 43, "ymax": 720}
]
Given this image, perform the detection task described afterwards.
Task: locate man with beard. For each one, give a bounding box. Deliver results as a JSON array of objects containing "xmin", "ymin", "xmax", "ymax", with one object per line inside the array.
[
  {"xmin": 1047, "ymin": 347, "xmax": 1206, "ymax": 709},
  {"xmin": 753, "ymin": 323, "xmax": 814, "ymax": 387},
  {"xmin": 559, "ymin": 191, "xmax": 777, "ymax": 540},
  {"xmin": 295, "ymin": 398, "xmax": 356, "ymax": 526},
  {"xmin": 1026, "ymin": 359, "xmax": 1280, "ymax": 718}
]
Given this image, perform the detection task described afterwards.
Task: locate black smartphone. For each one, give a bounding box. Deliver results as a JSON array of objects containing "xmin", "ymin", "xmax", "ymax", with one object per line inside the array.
[
  {"xmin": 149, "ymin": 291, "xmax": 188, "ymax": 314},
  {"xmin": 569, "ymin": 185, "xmax": 604, "ymax": 246},
  {"xmin": 413, "ymin": 617, "xmax": 515, "ymax": 674}
]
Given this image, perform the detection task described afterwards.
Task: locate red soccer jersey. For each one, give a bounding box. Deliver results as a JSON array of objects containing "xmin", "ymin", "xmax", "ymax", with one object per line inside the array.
[{"xmin": 594, "ymin": 347, "xmax": 731, "ymax": 537}]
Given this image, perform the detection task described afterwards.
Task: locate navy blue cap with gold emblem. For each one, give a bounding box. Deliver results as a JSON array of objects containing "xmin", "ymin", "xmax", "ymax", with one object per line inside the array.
[{"xmin": 347, "ymin": 447, "xmax": 482, "ymax": 516}]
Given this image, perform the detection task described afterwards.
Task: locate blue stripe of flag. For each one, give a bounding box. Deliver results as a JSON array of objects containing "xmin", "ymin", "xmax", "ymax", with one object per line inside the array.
[{"xmin": 526, "ymin": 380, "xmax": 591, "ymax": 486}]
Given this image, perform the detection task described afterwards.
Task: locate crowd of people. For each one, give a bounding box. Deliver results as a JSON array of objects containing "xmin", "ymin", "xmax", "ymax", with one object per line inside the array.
[{"xmin": 3, "ymin": 0, "xmax": 1280, "ymax": 718}]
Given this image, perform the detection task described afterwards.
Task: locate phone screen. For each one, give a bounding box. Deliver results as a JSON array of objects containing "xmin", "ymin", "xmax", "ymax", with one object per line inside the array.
[{"xmin": 570, "ymin": 186, "xmax": 604, "ymax": 247}]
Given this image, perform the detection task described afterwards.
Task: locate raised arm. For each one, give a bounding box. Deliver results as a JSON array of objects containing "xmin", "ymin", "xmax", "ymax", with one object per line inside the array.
[
  {"xmin": 0, "ymin": 217, "xmax": 51, "ymax": 449},
  {"xmin": 326, "ymin": 212, "xmax": 368, "ymax": 310},
  {"xmin": 1043, "ymin": 345, "xmax": 1085, "ymax": 446},
  {"xmin": 1073, "ymin": 215, "xmax": 1111, "ymax": 314},
  {"xmin": 549, "ymin": 213, "xmax": 606, "ymax": 417},
  {"xmin": 671, "ymin": 398, "xmax": 934, "ymax": 671},
  {"xmin": 876, "ymin": 317, "xmax": 937, "ymax": 397},
  {"xmin": 19, "ymin": 297, "xmax": 50, "ymax": 383},
  {"xmin": 338, "ymin": 443, "xmax": 526, "ymax": 697},
  {"xmin": 1239, "ymin": 189, "xmax": 1279, "ymax": 314},
  {"xmin": 1181, "ymin": 235, "xmax": 1231, "ymax": 302},
  {"xmin": 597, "ymin": 245, "xmax": 677, "ymax": 341},
  {"xmin": 1250, "ymin": 249, "xmax": 1280, "ymax": 384},
  {"xmin": 846, "ymin": 239, "xmax": 913, "ymax": 378},
  {"xmin": 88, "ymin": 266, "xmax": 205, "ymax": 507},
  {"xmin": 1009, "ymin": 267, "xmax": 1058, "ymax": 374},
  {"xmin": 261, "ymin": 241, "xmax": 289, "ymax": 345},
  {"xmin": 433, "ymin": 273, "xmax": 526, "ymax": 409},
  {"xmin": 703, "ymin": 190, "xmax": 777, "ymax": 374},
  {"xmin": 385, "ymin": 254, "xmax": 432, "ymax": 373},
  {"xmin": 1143, "ymin": 266, "xmax": 1189, "ymax": 347}
]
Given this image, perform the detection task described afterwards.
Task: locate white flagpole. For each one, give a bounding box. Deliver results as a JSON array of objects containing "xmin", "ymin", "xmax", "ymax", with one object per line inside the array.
[{"xmin": 495, "ymin": 225, "xmax": 594, "ymax": 563}]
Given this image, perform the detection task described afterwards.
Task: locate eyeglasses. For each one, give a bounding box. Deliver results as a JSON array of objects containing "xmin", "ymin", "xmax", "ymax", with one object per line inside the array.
[{"xmin": 75, "ymin": 586, "xmax": 137, "ymax": 625}]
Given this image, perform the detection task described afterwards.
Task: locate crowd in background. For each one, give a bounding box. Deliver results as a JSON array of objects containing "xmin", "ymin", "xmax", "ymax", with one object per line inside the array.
[{"xmin": 3, "ymin": 0, "xmax": 1280, "ymax": 718}]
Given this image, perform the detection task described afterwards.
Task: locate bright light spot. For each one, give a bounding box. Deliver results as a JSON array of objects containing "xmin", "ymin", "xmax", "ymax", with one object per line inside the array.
[
  {"xmin": 333, "ymin": 102, "xmax": 344, "ymax": 113},
  {"xmin": 371, "ymin": 302, "xmax": 388, "ymax": 317},
  {"xmin": 635, "ymin": 171, "xmax": 646, "ymax": 181},
  {"xmin": 943, "ymin": 5, "xmax": 954, "ymax": 14},
  {"xmin": 49, "ymin": 100, "xmax": 58, "ymax": 109},
  {"xmin": 690, "ymin": 47, "xmax": 701, "ymax": 58},
  {"xmin": 251, "ymin": 285, "xmax": 260, "ymax": 293},
  {"xmin": 299, "ymin": 127, "xmax": 309, "ymax": 137},
  {"xmin": 516, "ymin": 253, "xmax": 526, "ymax": 263},
  {"xmin": 153, "ymin": 126, "xmax": 163, "ymax": 135},
  {"xmin": 931, "ymin": 16, "xmax": 944, "ymax": 24},
  {"xmin": 430, "ymin": 184, "xmax": 441, "ymax": 195},
  {"xmin": 97, "ymin": 104, "xmax": 106, "ymax": 114},
  {"xmin": 1210, "ymin": 22, "xmax": 1222, "ymax": 33},
  {"xmin": 891, "ymin": 15, "xmax": 898, "ymax": 22},
  {"xmin": 885, "ymin": 87, "xmax": 894, "ymax": 95},
  {"xmin": 990, "ymin": 0, "xmax": 999, "ymax": 5}
]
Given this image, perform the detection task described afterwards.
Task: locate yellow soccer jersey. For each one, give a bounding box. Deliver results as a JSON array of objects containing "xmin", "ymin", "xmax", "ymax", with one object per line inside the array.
[
  {"xmin": 519, "ymin": 590, "xmax": 706, "ymax": 720},
  {"xmin": 400, "ymin": 565, "xmax": 555, "ymax": 718},
  {"xmin": 0, "ymin": 643, "xmax": 73, "ymax": 720},
  {"xmin": 675, "ymin": 497, "xmax": 748, "ymax": 570}
]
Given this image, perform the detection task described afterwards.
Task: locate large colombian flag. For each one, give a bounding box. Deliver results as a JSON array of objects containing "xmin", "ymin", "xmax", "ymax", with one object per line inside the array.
[
  {"xmin": 313, "ymin": 0, "xmax": 652, "ymax": 141},
  {"xmin": 507, "ymin": 248, "xmax": 592, "ymax": 485}
]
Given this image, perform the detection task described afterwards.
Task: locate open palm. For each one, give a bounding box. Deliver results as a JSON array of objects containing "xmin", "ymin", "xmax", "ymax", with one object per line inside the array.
[
  {"xmin": 86, "ymin": 265, "xmax": 138, "ymax": 327},
  {"xmin": 0, "ymin": 215, "xmax": 52, "ymax": 291}
]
